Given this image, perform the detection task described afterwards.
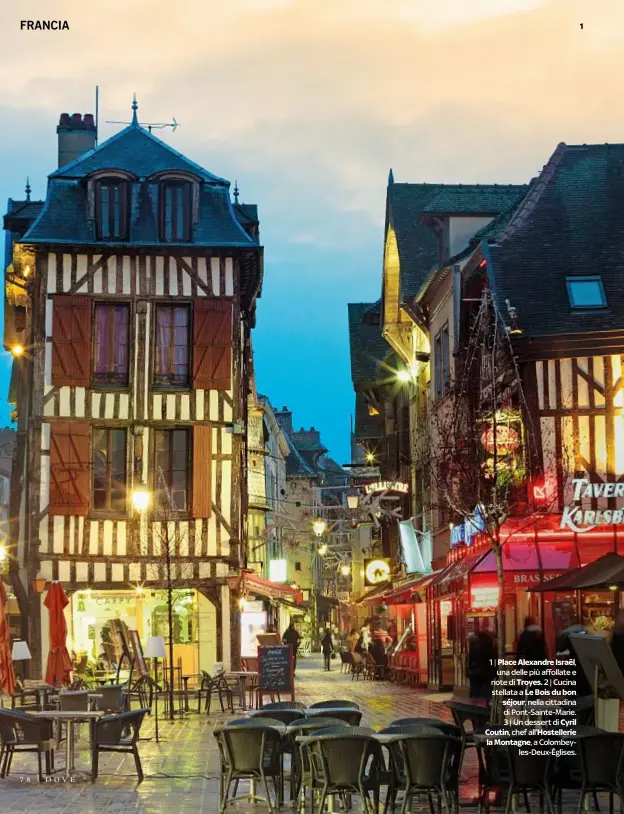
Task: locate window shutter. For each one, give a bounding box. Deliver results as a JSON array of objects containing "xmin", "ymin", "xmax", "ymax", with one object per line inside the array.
[
  {"xmin": 49, "ymin": 422, "xmax": 90, "ymax": 516},
  {"xmin": 192, "ymin": 425, "xmax": 212, "ymax": 518},
  {"xmin": 193, "ymin": 299, "xmax": 233, "ymax": 391},
  {"xmin": 51, "ymin": 295, "xmax": 92, "ymax": 387}
]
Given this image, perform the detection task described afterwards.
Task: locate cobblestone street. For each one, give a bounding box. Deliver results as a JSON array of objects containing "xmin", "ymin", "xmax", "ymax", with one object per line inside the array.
[{"xmin": 0, "ymin": 655, "xmax": 466, "ymax": 813}]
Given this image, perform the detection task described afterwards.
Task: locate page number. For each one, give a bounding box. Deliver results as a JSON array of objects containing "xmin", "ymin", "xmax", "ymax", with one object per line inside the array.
[{"xmin": 580, "ymin": 23, "xmax": 583, "ymax": 29}]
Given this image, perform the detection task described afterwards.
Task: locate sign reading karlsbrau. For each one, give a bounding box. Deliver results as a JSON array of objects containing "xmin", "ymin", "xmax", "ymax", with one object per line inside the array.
[{"xmin": 561, "ymin": 478, "xmax": 624, "ymax": 532}]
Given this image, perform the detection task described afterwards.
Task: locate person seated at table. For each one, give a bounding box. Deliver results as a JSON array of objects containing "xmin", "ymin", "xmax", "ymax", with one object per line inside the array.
[{"xmin": 370, "ymin": 638, "xmax": 388, "ymax": 667}]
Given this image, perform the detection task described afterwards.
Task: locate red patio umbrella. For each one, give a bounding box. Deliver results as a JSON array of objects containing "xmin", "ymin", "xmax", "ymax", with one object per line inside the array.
[
  {"xmin": 0, "ymin": 581, "xmax": 16, "ymax": 695},
  {"xmin": 44, "ymin": 582, "xmax": 72, "ymax": 687}
]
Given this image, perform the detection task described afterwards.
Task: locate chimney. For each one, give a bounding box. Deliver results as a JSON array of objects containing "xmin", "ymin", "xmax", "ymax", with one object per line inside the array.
[
  {"xmin": 57, "ymin": 112, "xmax": 97, "ymax": 169},
  {"xmin": 275, "ymin": 406, "xmax": 293, "ymax": 438}
]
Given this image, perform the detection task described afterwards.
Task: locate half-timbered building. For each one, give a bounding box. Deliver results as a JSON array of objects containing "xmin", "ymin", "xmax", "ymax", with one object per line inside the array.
[
  {"xmin": 3, "ymin": 104, "xmax": 262, "ymax": 675},
  {"xmin": 447, "ymin": 141, "xmax": 624, "ymax": 668}
]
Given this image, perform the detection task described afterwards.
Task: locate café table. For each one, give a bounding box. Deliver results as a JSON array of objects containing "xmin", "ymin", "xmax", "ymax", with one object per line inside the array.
[
  {"xmin": 32, "ymin": 709, "xmax": 105, "ymax": 780},
  {"xmin": 225, "ymin": 671, "xmax": 258, "ymax": 710}
]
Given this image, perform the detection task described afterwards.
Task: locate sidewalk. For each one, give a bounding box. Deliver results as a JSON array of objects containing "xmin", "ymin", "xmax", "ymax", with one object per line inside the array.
[{"xmin": 0, "ymin": 656, "xmax": 481, "ymax": 812}]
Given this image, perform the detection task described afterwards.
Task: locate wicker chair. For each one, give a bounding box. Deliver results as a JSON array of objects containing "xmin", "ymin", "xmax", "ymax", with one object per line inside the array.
[
  {"xmin": 0, "ymin": 708, "xmax": 55, "ymax": 782},
  {"xmin": 91, "ymin": 708, "xmax": 148, "ymax": 782},
  {"xmin": 288, "ymin": 718, "xmax": 349, "ymax": 804},
  {"xmin": 302, "ymin": 731, "xmax": 382, "ymax": 814},
  {"xmin": 261, "ymin": 701, "xmax": 307, "ymax": 711},
  {"xmin": 306, "ymin": 708, "xmax": 363, "ymax": 726},
  {"xmin": 94, "ymin": 684, "xmax": 127, "ymax": 714},
  {"xmin": 338, "ymin": 652, "xmax": 351, "ymax": 673},
  {"xmin": 309, "ymin": 700, "xmax": 360, "ymax": 710},
  {"xmin": 387, "ymin": 732, "xmax": 461, "ymax": 814},
  {"xmin": 250, "ymin": 708, "xmax": 305, "ymax": 726},
  {"xmin": 214, "ymin": 723, "xmax": 283, "ymax": 813},
  {"xmin": 575, "ymin": 733, "xmax": 624, "ymax": 814},
  {"xmin": 389, "ymin": 718, "xmax": 461, "ymax": 738}
]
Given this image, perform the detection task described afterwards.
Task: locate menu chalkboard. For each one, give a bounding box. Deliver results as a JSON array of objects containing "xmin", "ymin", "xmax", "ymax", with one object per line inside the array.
[{"xmin": 258, "ymin": 645, "xmax": 294, "ymax": 698}]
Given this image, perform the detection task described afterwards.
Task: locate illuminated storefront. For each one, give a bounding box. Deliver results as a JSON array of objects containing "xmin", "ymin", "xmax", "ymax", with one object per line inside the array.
[{"xmin": 68, "ymin": 588, "xmax": 218, "ymax": 678}]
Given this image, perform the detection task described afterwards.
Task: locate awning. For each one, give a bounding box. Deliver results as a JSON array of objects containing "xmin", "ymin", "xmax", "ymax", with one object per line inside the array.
[
  {"xmin": 430, "ymin": 550, "xmax": 489, "ymax": 595},
  {"xmin": 243, "ymin": 572, "xmax": 303, "ymax": 604},
  {"xmin": 532, "ymin": 552, "xmax": 624, "ymax": 592},
  {"xmin": 383, "ymin": 572, "xmax": 439, "ymax": 605},
  {"xmin": 355, "ymin": 582, "xmax": 391, "ymax": 605}
]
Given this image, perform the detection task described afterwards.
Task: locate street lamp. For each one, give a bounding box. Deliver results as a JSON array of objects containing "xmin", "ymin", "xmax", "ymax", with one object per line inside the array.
[
  {"xmin": 340, "ymin": 564, "xmax": 351, "ymax": 577},
  {"xmin": 346, "ymin": 492, "xmax": 359, "ymax": 511},
  {"xmin": 396, "ymin": 369, "xmax": 411, "ymax": 383},
  {"xmin": 132, "ymin": 487, "xmax": 151, "ymax": 513},
  {"xmin": 317, "ymin": 543, "xmax": 328, "ymax": 557},
  {"xmin": 10, "ymin": 344, "xmax": 25, "ymax": 358},
  {"xmin": 313, "ymin": 519, "xmax": 326, "ymax": 537},
  {"xmin": 0, "ymin": 544, "xmax": 6, "ymax": 563},
  {"xmin": 365, "ymin": 452, "xmax": 375, "ymax": 464}
]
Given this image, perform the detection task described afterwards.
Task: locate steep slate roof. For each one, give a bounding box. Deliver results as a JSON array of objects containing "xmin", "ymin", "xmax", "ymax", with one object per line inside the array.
[
  {"xmin": 348, "ymin": 302, "xmax": 390, "ymax": 383},
  {"xmin": 24, "ymin": 122, "xmax": 258, "ymax": 249},
  {"xmin": 386, "ymin": 178, "xmax": 526, "ymax": 299},
  {"xmin": 283, "ymin": 432, "xmax": 317, "ymax": 479},
  {"xmin": 421, "ymin": 184, "xmax": 527, "ymax": 216},
  {"xmin": 5, "ymin": 200, "xmax": 45, "ymax": 221},
  {"xmin": 50, "ymin": 124, "xmax": 228, "ymax": 184},
  {"xmin": 487, "ymin": 143, "xmax": 624, "ymax": 338}
]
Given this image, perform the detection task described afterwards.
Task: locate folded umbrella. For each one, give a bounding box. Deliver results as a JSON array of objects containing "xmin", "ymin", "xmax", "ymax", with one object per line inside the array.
[
  {"xmin": 0, "ymin": 581, "xmax": 16, "ymax": 695},
  {"xmin": 44, "ymin": 582, "xmax": 73, "ymax": 687}
]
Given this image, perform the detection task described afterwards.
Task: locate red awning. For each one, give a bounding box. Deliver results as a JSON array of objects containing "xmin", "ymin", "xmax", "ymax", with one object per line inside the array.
[
  {"xmin": 384, "ymin": 573, "xmax": 439, "ymax": 605},
  {"xmin": 430, "ymin": 550, "xmax": 489, "ymax": 595},
  {"xmin": 244, "ymin": 572, "xmax": 302, "ymax": 604},
  {"xmin": 355, "ymin": 582, "xmax": 390, "ymax": 605}
]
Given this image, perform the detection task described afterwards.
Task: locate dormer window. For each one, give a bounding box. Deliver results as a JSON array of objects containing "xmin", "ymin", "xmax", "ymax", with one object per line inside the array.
[
  {"xmin": 95, "ymin": 178, "xmax": 129, "ymax": 240},
  {"xmin": 566, "ymin": 276, "xmax": 607, "ymax": 309},
  {"xmin": 160, "ymin": 181, "xmax": 191, "ymax": 242}
]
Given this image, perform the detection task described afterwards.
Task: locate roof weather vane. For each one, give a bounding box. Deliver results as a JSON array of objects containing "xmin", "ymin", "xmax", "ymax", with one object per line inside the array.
[
  {"xmin": 25, "ymin": 177, "xmax": 31, "ymax": 201},
  {"xmin": 233, "ymin": 181, "xmax": 240, "ymax": 204},
  {"xmin": 105, "ymin": 93, "xmax": 179, "ymax": 134}
]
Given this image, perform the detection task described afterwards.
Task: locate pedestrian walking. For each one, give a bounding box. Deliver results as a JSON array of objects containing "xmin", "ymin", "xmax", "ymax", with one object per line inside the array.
[
  {"xmin": 321, "ymin": 629, "xmax": 334, "ymax": 671},
  {"xmin": 467, "ymin": 631, "xmax": 496, "ymax": 701},
  {"xmin": 516, "ymin": 616, "xmax": 547, "ymax": 660},
  {"xmin": 282, "ymin": 622, "xmax": 301, "ymax": 676}
]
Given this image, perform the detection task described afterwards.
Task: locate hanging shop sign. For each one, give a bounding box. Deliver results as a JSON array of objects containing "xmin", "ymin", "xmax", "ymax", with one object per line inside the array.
[
  {"xmin": 481, "ymin": 424, "xmax": 520, "ymax": 455},
  {"xmin": 365, "ymin": 481, "xmax": 409, "ymax": 496},
  {"xmin": 561, "ymin": 479, "xmax": 624, "ymax": 532},
  {"xmin": 364, "ymin": 558, "xmax": 391, "ymax": 586}
]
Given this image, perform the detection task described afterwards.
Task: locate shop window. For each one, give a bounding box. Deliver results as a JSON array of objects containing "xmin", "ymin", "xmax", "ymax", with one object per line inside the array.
[
  {"xmin": 155, "ymin": 428, "xmax": 190, "ymax": 512},
  {"xmin": 92, "ymin": 428, "xmax": 127, "ymax": 513},
  {"xmin": 93, "ymin": 303, "xmax": 130, "ymax": 386},
  {"xmin": 154, "ymin": 304, "xmax": 190, "ymax": 387}
]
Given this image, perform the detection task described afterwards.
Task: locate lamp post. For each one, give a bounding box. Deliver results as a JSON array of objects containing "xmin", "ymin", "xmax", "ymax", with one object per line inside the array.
[
  {"xmin": 12, "ymin": 640, "xmax": 31, "ymax": 686},
  {"xmin": 131, "ymin": 486, "xmax": 150, "ymax": 556},
  {"xmin": 145, "ymin": 635, "xmax": 166, "ymax": 743}
]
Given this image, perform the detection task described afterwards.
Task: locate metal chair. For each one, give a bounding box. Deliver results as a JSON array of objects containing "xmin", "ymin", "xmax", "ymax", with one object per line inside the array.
[
  {"xmin": 91, "ymin": 708, "xmax": 148, "ymax": 782},
  {"xmin": 198, "ymin": 670, "xmax": 234, "ymax": 715},
  {"xmin": 350, "ymin": 653, "xmax": 366, "ymax": 680},
  {"xmin": 214, "ymin": 723, "xmax": 283, "ymax": 813},
  {"xmin": 0, "ymin": 708, "xmax": 55, "ymax": 781},
  {"xmin": 389, "ymin": 718, "xmax": 461, "ymax": 738},
  {"xmin": 288, "ymin": 718, "xmax": 349, "ymax": 804},
  {"xmin": 94, "ymin": 684, "xmax": 126, "ymax": 713}
]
